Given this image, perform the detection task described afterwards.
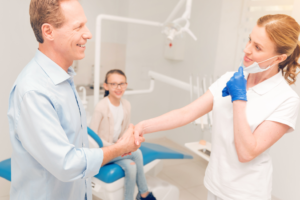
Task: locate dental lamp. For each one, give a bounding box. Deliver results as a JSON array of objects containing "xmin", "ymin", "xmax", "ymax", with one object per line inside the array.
[{"xmin": 162, "ymin": 0, "xmax": 197, "ymax": 42}]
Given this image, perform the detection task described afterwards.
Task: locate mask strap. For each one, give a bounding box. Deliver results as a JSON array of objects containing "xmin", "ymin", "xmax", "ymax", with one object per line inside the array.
[{"xmin": 257, "ymin": 55, "xmax": 278, "ymax": 64}]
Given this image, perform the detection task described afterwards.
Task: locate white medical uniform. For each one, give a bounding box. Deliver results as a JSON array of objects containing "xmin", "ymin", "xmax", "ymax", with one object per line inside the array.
[
  {"xmin": 205, "ymin": 71, "xmax": 300, "ymax": 200},
  {"xmin": 108, "ymin": 98, "xmax": 124, "ymax": 143}
]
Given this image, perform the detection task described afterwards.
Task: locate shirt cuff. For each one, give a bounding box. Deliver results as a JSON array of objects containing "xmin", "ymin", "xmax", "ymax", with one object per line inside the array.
[{"xmin": 82, "ymin": 148, "xmax": 103, "ymax": 179}]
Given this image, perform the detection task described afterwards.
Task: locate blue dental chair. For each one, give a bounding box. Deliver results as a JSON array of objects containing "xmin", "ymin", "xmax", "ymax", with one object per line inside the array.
[{"xmin": 0, "ymin": 128, "xmax": 192, "ymax": 200}]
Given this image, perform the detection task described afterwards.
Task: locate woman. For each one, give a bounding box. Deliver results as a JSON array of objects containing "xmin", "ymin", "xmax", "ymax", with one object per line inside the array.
[
  {"xmin": 133, "ymin": 14, "xmax": 300, "ymax": 200},
  {"xmin": 89, "ymin": 69, "xmax": 156, "ymax": 200}
]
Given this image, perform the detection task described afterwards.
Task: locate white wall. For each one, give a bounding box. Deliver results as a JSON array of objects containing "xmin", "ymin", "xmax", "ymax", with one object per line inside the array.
[
  {"xmin": 213, "ymin": 0, "xmax": 244, "ymax": 77},
  {"xmin": 74, "ymin": 0, "xmax": 129, "ymax": 86},
  {"xmin": 0, "ymin": 0, "xmax": 37, "ymax": 162},
  {"xmin": 166, "ymin": 0, "xmax": 223, "ymax": 145},
  {"xmin": 0, "ymin": 1, "xmax": 37, "ymax": 196},
  {"xmin": 123, "ymin": 0, "xmax": 223, "ymax": 143}
]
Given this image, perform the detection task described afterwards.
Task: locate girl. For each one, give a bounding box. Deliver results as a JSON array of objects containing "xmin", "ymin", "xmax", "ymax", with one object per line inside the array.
[
  {"xmin": 134, "ymin": 14, "xmax": 300, "ymax": 200},
  {"xmin": 89, "ymin": 69, "xmax": 156, "ymax": 200}
]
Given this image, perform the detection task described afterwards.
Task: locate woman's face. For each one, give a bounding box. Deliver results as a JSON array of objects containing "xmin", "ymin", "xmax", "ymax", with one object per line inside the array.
[
  {"xmin": 103, "ymin": 73, "xmax": 127, "ymax": 99},
  {"xmin": 243, "ymin": 25, "xmax": 279, "ymax": 68}
]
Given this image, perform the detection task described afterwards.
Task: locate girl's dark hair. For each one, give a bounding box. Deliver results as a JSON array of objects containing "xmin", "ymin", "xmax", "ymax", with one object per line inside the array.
[{"xmin": 104, "ymin": 69, "xmax": 127, "ymax": 97}]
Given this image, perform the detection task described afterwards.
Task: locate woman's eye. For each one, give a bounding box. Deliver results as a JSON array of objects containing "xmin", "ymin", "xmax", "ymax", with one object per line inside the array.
[{"xmin": 256, "ymin": 46, "xmax": 260, "ymax": 50}]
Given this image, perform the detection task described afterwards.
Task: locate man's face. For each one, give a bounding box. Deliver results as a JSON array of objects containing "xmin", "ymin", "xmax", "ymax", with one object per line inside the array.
[{"xmin": 52, "ymin": 0, "xmax": 92, "ymax": 62}]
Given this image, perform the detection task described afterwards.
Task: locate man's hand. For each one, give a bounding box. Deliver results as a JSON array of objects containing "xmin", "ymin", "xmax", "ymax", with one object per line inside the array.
[{"xmin": 117, "ymin": 124, "xmax": 145, "ymax": 156}]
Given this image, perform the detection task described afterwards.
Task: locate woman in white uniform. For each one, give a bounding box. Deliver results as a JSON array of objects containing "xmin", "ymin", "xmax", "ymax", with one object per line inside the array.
[{"xmin": 133, "ymin": 14, "xmax": 300, "ymax": 200}]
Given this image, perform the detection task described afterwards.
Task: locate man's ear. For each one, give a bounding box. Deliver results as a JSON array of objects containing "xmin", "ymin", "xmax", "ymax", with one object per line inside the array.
[{"xmin": 41, "ymin": 23, "xmax": 54, "ymax": 42}]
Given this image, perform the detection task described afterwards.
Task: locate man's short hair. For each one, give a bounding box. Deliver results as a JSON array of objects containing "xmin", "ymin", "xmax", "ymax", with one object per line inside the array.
[{"xmin": 29, "ymin": 0, "xmax": 67, "ymax": 43}]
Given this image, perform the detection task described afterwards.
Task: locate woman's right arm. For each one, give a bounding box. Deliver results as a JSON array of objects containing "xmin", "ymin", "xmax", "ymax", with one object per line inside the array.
[{"xmin": 134, "ymin": 90, "xmax": 214, "ymax": 144}]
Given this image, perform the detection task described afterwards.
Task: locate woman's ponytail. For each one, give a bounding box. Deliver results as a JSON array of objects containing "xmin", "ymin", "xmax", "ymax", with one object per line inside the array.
[
  {"xmin": 279, "ymin": 42, "xmax": 300, "ymax": 85},
  {"xmin": 257, "ymin": 14, "xmax": 300, "ymax": 84}
]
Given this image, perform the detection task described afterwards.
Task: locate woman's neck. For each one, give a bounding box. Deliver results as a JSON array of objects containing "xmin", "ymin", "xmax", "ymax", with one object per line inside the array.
[
  {"xmin": 108, "ymin": 95, "xmax": 121, "ymax": 106},
  {"xmin": 246, "ymin": 66, "xmax": 279, "ymax": 89}
]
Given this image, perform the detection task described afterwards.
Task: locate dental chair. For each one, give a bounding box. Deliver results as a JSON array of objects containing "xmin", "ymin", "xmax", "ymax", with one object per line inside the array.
[
  {"xmin": 0, "ymin": 158, "xmax": 10, "ymax": 197},
  {"xmin": 87, "ymin": 127, "xmax": 193, "ymax": 200},
  {"xmin": 0, "ymin": 128, "xmax": 192, "ymax": 200}
]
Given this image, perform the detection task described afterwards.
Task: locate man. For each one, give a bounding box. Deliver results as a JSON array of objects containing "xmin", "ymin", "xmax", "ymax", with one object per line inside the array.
[{"xmin": 7, "ymin": 0, "xmax": 143, "ymax": 199}]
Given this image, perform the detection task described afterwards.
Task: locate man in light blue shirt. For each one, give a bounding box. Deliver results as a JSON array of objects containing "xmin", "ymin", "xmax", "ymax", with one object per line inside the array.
[{"xmin": 7, "ymin": 1, "xmax": 143, "ymax": 199}]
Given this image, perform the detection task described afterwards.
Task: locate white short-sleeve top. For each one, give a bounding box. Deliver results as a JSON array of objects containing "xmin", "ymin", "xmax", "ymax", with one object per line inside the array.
[{"xmin": 204, "ymin": 71, "xmax": 300, "ymax": 200}]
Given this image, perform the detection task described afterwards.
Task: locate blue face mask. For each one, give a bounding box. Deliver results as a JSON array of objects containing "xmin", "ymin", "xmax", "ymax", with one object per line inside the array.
[{"xmin": 241, "ymin": 55, "xmax": 278, "ymax": 74}]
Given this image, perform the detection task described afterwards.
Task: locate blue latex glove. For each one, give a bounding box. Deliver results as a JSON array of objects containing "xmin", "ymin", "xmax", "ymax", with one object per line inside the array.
[{"xmin": 222, "ymin": 66, "xmax": 247, "ymax": 102}]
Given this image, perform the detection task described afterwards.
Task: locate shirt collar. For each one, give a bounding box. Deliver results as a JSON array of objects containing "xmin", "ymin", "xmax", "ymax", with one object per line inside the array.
[
  {"xmin": 245, "ymin": 71, "xmax": 285, "ymax": 95},
  {"xmin": 34, "ymin": 50, "xmax": 76, "ymax": 85}
]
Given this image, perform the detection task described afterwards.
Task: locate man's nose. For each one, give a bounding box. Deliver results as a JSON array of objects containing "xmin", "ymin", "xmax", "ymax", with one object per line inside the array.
[{"xmin": 82, "ymin": 26, "xmax": 92, "ymax": 39}]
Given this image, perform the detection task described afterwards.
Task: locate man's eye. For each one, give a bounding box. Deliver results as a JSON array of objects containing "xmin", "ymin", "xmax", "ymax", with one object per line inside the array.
[{"xmin": 112, "ymin": 83, "xmax": 117, "ymax": 86}]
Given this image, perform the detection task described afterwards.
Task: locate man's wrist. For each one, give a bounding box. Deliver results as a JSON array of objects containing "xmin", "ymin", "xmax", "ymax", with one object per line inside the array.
[{"xmin": 113, "ymin": 142, "xmax": 125, "ymax": 157}]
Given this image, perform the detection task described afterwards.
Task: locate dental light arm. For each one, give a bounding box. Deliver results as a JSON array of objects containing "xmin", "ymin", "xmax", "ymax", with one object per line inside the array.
[
  {"xmin": 164, "ymin": 0, "xmax": 186, "ymax": 24},
  {"xmin": 124, "ymin": 71, "xmax": 201, "ymax": 96}
]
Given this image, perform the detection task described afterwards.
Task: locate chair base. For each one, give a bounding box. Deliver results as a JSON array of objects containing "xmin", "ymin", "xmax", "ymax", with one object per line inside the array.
[
  {"xmin": 92, "ymin": 159, "xmax": 179, "ymax": 200},
  {"xmin": 92, "ymin": 175, "xmax": 179, "ymax": 200}
]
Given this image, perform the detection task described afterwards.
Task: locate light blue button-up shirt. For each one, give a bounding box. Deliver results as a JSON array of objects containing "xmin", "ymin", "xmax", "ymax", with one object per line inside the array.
[{"xmin": 7, "ymin": 50, "xmax": 103, "ymax": 200}]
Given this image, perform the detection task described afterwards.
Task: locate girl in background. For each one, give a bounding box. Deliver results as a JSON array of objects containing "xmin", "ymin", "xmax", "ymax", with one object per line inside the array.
[{"xmin": 89, "ymin": 69, "xmax": 156, "ymax": 200}]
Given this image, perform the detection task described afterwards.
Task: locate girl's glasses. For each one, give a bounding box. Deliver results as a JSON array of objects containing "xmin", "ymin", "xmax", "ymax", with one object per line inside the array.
[{"xmin": 107, "ymin": 82, "xmax": 127, "ymax": 89}]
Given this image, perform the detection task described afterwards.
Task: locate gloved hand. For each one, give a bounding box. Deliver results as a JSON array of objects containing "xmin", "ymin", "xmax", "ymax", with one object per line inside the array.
[{"xmin": 222, "ymin": 66, "xmax": 247, "ymax": 102}]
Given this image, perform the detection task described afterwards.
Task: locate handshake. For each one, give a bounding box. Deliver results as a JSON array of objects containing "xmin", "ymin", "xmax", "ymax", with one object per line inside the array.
[{"xmin": 116, "ymin": 122, "xmax": 146, "ymax": 157}]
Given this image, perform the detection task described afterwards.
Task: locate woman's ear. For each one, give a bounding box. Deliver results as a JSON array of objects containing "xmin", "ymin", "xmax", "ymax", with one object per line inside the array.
[
  {"xmin": 277, "ymin": 54, "xmax": 288, "ymax": 64},
  {"xmin": 103, "ymin": 83, "xmax": 109, "ymax": 91}
]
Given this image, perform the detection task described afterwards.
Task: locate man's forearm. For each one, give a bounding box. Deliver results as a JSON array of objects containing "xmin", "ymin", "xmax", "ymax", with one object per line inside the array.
[{"xmin": 101, "ymin": 143, "xmax": 123, "ymax": 166}]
